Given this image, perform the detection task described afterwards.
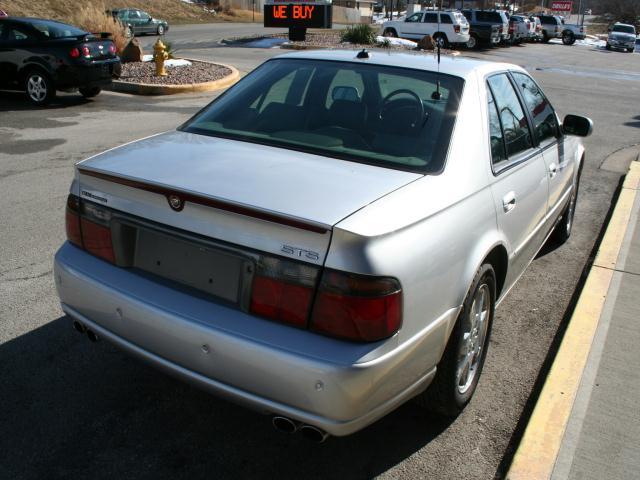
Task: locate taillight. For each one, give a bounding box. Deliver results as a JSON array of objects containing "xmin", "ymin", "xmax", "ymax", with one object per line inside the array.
[
  {"xmin": 250, "ymin": 257, "xmax": 319, "ymax": 327},
  {"xmin": 65, "ymin": 194, "xmax": 82, "ymax": 247},
  {"xmin": 69, "ymin": 47, "xmax": 80, "ymax": 58},
  {"xmin": 454, "ymin": 24, "xmax": 461, "ymax": 33},
  {"xmin": 108, "ymin": 43, "xmax": 116, "ymax": 54},
  {"xmin": 310, "ymin": 270, "xmax": 402, "ymax": 342},
  {"xmin": 82, "ymin": 45, "xmax": 91, "ymax": 58},
  {"xmin": 64, "ymin": 194, "xmax": 115, "ymax": 263}
]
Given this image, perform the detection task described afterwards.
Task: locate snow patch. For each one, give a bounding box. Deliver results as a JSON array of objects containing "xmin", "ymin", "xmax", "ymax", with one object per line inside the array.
[
  {"xmin": 141, "ymin": 55, "xmax": 192, "ymax": 67},
  {"xmin": 376, "ymin": 36, "xmax": 417, "ymax": 48}
]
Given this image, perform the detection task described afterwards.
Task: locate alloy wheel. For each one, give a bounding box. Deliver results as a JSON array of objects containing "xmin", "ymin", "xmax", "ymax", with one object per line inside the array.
[
  {"xmin": 27, "ymin": 74, "xmax": 47, "ymax": 103},
  {"xmin": 456, "ymin": 283, "xmax": 491, "ymax": 394}
]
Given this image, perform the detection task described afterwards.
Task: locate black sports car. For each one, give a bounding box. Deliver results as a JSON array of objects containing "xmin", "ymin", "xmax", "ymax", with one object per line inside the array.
[{"xmin": 0, "ymin": 17, "xmax": 120, "ymax": 105}]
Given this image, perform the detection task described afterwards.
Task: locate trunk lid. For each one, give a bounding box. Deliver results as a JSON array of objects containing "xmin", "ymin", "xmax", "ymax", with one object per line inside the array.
[{"xmin": 77, "ymin": 130, "xmax": 421, "ymax": 263}]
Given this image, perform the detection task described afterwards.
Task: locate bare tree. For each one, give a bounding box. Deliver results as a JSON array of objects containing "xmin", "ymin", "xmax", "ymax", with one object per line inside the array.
[{"xmin": 598, "ymin": 0, "xmax": 640, "ymax": 27}]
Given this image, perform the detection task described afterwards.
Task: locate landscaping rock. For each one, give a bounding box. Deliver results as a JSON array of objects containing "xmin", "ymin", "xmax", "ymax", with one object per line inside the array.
[
  {"xmin": 121, "ymin": 39, "xmax": 144, "ymax": 63},
  {"xmin": 417, "ymin": 35, "xmax": 435, "ymax": 51}
]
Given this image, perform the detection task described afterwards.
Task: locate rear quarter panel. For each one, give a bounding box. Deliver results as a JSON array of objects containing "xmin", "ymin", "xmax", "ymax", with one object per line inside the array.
[{"xmin": 328, "ymin": 70, "xmax": 505, "ymax": 363}]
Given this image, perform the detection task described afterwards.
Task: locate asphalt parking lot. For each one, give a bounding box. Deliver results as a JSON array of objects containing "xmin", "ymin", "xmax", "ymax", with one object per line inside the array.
[{"xmin": 2, "ymin": 26, "xmax": 640, "ymax": 479}]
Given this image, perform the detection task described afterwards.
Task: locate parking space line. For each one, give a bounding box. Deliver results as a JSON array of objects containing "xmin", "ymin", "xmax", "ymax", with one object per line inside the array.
[{"xmin": 506, "ymin": 160, "xmax": 640, "ymax": 480}]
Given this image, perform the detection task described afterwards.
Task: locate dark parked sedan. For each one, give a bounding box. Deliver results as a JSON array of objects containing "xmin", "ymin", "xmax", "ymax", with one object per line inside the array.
[
  {"xmin": 110, "ymin": 9, "xmax": 169, "ymax": 37},
  {"xmin": 0, "ymin": 17, "xmax": 120, "ymax": 105}
]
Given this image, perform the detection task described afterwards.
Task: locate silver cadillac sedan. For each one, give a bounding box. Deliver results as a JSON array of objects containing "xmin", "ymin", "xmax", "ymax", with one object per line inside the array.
[{"xmin": 54, "ymin": 50, "xmax": 592, "ymax": 441}]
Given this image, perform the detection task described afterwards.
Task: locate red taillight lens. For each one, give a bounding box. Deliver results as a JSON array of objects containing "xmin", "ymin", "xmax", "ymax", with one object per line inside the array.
[
  {"xmin": 65, "ymin": 194, "xmax": 82, "ymax": 247},
  {"xmin": 69, "ymin": 47, "xmax": 80, "ymax": 58},
  {"xmin": 82, "ymin": 45, "xmax": 91, "ymax": 58},
  {"xmin": 454, "ymin": 25, "xmax": 461, "ymax": 33},
  {"xmin": 250, "ymin": 257, "xmax": 319, "ymax": 327},
  {"xmin": 108, "ymin": 43, "xmax": 116, "ymax": 54},
  {"xmin": 65, "ymin": 194, "xmax": 115, "ymax": 263},
  {"xmin": 80, "ymin": 218, "xmax": 115, "ymax": 263},
  {"xmin": 310, "ymin": 270, "xmax": 402, "ymax": 342}
]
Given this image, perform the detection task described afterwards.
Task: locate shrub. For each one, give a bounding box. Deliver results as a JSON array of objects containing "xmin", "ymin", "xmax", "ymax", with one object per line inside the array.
[
  {"xmin": 340, "ymin": 24, "xmax": 376, "ymax": 45},
  {"xmin": 68, "ymin": 2, "xmax": 128, "ymax": 54}
]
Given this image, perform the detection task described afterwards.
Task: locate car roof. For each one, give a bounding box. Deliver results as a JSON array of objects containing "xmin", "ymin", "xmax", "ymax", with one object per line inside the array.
[
  {"xmin": 275, "ymin": 50, "xmax": 522, "ymax": 80},
  {"xmin": 613, "ymin": 22, "xmax": 634, "ymax": 27}
]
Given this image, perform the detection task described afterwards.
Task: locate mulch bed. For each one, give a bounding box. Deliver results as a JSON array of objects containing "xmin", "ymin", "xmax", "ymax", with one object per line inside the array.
[{"xmin": 119, "ymin": 60, "xmax": 232, "ymax": 85}]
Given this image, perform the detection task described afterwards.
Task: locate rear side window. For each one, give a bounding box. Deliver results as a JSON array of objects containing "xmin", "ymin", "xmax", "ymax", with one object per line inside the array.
[
  {"xmin": 439, "ymin": 14, "xmax": 453, "ymax": 24},
  {"xmin": 487, "ymin": 74, "xmax": 532, "ymax": 158},
  {"xmin": 512, "ymin": 72, "xmax": 558, "ymax": 144},
  {"xmin": 487, "ymin": 89, "xmax": 507, "ymax": 164},
  {"xmin": 423, "ymin": 13, "xmax": 438, "ymax": 23}
]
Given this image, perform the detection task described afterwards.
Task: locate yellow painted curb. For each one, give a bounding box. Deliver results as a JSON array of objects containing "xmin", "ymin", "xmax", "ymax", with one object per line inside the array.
[
  {"xmin": 108, "ymin": 60, "xmax": 240, "ymax": 96},
  {"xmin": 507, "ymin": 159, "xmax": 640, "ymax": 480}
]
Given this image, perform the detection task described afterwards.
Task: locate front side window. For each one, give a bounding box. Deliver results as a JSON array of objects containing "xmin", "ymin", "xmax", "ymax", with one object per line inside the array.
[
  {"xmin": 405, "ymin": 13, "xmax": 422, "ymax": 23},
  {"xmin": 181, "ymin": 59, "xmax": 464, "ymax": 173},
  {"xmin": 487, "ymin": 74, "xmax": 532, "ymax": 158},
  {"xmin": 512, "ymin": 72, "xmax": 558, "ymax": 143}
]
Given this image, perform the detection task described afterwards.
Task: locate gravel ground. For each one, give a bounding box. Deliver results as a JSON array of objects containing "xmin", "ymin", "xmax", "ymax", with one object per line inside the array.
[{"xmin": 119, "ymin": 60, "xmax": 232, "ymax": 85}]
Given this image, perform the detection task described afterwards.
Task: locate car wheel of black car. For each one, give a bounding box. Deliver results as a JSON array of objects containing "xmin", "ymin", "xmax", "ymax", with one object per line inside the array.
[
  {"xmin": 628, "ymin": 48, "xmax": 635, "ymax": 53},
  {"xmin": 542, "ymin": 32, "xmax": 550, "ymax": 43},
  {"xmin": 79, "ymin": 87, "xmax": 102, "ymax": 98},
  {"xmin": 562, "ymin": 31, "xmax": 576, "ymax": 45},
  {"xmin": 415, "ymin": 264, "xmax": 496, "ymax": 416},
  {"xmin": 24, "ymin": 70, "xmax": 55, "ymax": 106},
  {"xmin": 157, "ymin": 25, "xmax": 165, "ymax": 35},
  {"xmin": 466, "ymin": 34, "xmax": 479, "ymax": 50}
]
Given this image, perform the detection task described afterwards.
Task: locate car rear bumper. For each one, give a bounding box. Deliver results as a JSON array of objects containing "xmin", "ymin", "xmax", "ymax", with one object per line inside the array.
[
  {"xmin": 55, "ymin": 59, "xmax": 120, "ymax": 90},
  {"xmin": 54, "ymin": 242, "xmax": 454, "ymax": 436}
]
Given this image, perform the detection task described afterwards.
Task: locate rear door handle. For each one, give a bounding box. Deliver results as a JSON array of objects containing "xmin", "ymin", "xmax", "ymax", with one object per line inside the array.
[
  {"xmin": 549, "ymin": 163, "xmax": 558, "ymax": 178},
  {"xmin": 502, "ymin": 191, "xmax": 516, "ymax": 213}
]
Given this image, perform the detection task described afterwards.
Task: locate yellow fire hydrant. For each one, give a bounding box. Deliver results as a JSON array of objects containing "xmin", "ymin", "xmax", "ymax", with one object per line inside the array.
[{"xmin": 153, "ymin": 39, "xmax": 168, "ymax": 77}]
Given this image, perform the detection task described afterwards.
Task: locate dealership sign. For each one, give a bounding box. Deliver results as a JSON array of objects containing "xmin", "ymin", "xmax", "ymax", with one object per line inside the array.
[{"xmin": 551, "ymin": 1, "xmax": 572, "ymax": 13}]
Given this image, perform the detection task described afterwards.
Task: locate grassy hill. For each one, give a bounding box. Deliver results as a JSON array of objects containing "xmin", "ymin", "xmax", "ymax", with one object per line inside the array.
[{"xmin": 2, "ymin": 0, "xmax": 259, "ymax": 24}]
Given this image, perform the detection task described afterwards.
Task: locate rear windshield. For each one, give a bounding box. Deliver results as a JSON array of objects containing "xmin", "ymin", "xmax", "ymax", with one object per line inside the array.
[
  {"xmin": 612, "ymin": 25, "xmax": 636, "ymax": 34},
  {"xmin": 181, "ymin": 58, "xmax": 464, "ymax": 173},
  {"xmin": 28, "ymin": 19, "xmax": 87, "ymax": 38}
]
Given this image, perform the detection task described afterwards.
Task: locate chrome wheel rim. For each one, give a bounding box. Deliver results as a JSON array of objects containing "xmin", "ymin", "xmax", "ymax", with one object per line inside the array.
[
  {"xmin": 27, "ymin": 74, "xmax": 47, "ymax": 102},
  {"xmin": 435, "ymin": 36, "xmax": 445, "ymax": 48},
  {"xmin": 467, "ymin": 36, "xmax": 477, "ymax": 49},
  {"xmin": 456, "ymin": 284, "xmax": 491, "ymax": 395},
  {"xmin": 158, "ymin": 25, "xmax": 164, "ymax": 34}
]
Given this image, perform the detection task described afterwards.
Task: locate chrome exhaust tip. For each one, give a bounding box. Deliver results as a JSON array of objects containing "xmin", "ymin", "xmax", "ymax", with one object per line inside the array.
[
  {"xmin": 72, "ymin": 320, "xmax": 86, "ymax": 334},
  {"xmin": 299, "ymin": 425, "xmax": 329, "ymax": 443},
  {"xmin": 86, "ymin": 329, "xmax": 99, "ymax": 343},
  {"xmin": 272, "ymin": 416, "xmax": 300, "ymax": 434}
]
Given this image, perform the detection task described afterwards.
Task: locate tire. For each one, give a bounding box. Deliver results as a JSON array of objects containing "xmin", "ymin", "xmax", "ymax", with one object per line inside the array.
[
  {"xmin": 433, "ymin": 33, "xmax": 448, "ymax": 49},
  {"xmin": 79, "ymin": 87, "xmax": 101, "ymax": 98},
  {"xmin": 628, "ymin": 48, "xmax": 635, "ymax": 53},
  {"xmin": 562, "ymin": 31, "xmax": 576, "ymax": 45},
  {"xmin": 550, "ymin": 167, "xmax": 581, "ymax": 245},
  {"xmin": 383, "ymin": 28, "xmax": 397, "ymax": 38},
  {"xmin": 415, "ymin": 264, "xmax": 496, "ymax": 416},
  {"xmin": 542, "ymin": 32, "xmax": 550, "ymax": 43},
  {"xmin": 157, "ymin": 24, "xmax": 165, "ymax": 35},
  {"xmin": 466, "ymin": 34, "xmax": 479, "ymax": 50},
  {"xmin": 606, "ymin": 44, "xmax": 611, "ymax": 50},
  {"xmin": 24, "ymin": 69, "xmax": 55, "ymax": 106}
]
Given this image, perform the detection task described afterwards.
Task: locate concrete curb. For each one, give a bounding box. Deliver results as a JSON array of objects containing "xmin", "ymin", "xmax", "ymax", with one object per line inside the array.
[
  {"xmin": 107, "ymin": 60, "xmax": 240, "ymax": 96},
  {"xmin": 507, "ymin": 159, "xmax": 640, "ymax": 480}
]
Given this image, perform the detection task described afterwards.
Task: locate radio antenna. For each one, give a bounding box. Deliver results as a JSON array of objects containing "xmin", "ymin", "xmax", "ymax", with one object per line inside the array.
[{"xmin": 432, "ymin": 0, "xmax": 442, "ymax": 100}]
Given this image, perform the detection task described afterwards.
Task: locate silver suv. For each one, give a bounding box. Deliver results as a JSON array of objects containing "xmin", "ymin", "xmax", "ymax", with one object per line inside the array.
[{"xmin": 606, "ymin": 23, "xmax": 637, "ymax": 53}]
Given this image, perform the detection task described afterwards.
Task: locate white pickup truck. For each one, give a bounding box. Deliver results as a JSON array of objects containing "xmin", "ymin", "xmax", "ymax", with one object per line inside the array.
[{"xmin": 560, "ymin": 18, "xmax": 586, "ymax": 45}]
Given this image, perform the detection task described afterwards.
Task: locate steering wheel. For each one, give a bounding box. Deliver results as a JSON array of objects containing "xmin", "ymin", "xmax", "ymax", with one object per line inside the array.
[{"xmin": 378, "ymin": 89, "xmax": 425, "ymax": 130}]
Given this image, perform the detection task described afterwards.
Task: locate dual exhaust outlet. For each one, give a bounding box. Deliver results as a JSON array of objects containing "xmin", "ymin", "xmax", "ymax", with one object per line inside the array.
[
  {"xmin": 72, "ymin": 320, "xmax": 98, "ymax": 342},
  {"xmin": 272, "ymin": 416, "xmax": 329, "ymax": 443}
]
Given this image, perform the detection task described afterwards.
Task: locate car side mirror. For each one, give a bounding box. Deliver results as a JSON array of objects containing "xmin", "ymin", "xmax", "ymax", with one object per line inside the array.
[{"xmin": 562, "ymin": 114, "xmax": 593, "ymax": 137}]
